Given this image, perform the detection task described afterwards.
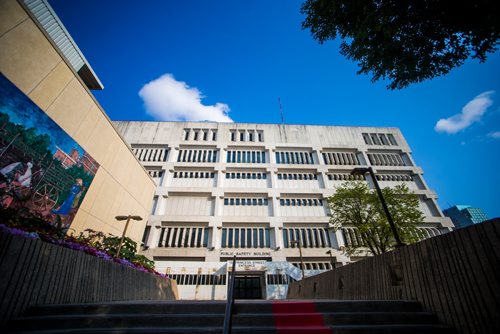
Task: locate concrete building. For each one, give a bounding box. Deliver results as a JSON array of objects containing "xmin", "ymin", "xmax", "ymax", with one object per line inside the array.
[
  {"xmin": 114, "ymin": 121, "xmax": 454, "ymax": 300},
  {"xmin": 443, "ymin": 205, "xmax": 489, "ymax": 229}
]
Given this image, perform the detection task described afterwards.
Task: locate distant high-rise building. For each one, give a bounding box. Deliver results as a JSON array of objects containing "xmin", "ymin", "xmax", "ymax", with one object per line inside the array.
[
  {"xmin": 115, "ymin": 121, "xmax": 453, "ymax": 300},
  {"xmin": 443, "ymin": 205, "xmax": 489, "ymax": 229}
]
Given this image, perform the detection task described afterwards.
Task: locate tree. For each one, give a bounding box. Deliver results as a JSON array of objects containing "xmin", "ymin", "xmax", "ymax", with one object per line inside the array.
[
  {"xmin": 301, "ymin": 0, "xmax": 499, "ymax": 89},
  {"xmin": 328, "ymin": 181, "xmax": 425, "ymax": 256}
]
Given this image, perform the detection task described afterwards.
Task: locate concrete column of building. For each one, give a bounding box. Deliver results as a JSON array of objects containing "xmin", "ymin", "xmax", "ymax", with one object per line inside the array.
[
  {"xmin": 146, "ymin": 224, "xmax": 162, "ymax": 249},
  {"xmin": 335, "ymin": 229, "xmax": 345, "ymax": 249},
  {"xmin": 160, "ymin": 167, "xmax": 173, "ymax": 187},
  {"xmin": 155, "ymin": 195, "xmax": 168, "ymax": 215},
  {"xmin": 270, "ymin": 217, "xmax": 286, "ymax": 261},
  {"xmin": 357, "ymin": 150, "xmax": 368, "ymax": 167}
]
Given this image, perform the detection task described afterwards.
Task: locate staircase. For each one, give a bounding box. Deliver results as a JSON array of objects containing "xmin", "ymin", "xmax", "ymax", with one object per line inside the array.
[{"xmin": 6, "ymin": 300, "xmax": 456, "ymax": 333}]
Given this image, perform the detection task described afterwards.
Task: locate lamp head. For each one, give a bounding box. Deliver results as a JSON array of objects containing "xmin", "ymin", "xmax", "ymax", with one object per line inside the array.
[
  {"xmin": 115, "ymin": 215, "xmax": 143, "ymax": 221},
  {"xmin": 351, "ymin": 167, "xmax": 370, "ymax": 176}
]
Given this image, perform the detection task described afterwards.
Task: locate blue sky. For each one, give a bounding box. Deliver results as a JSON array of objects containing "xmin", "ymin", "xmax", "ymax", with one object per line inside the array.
[{"xmin": 49, "ymin": 0, "xmax": 500, "ymax": 218}]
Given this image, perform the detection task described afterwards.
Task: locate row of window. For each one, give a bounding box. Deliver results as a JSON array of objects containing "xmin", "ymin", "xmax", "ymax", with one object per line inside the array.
[
  {"xmin": 277, "ymin": 173, "xmax": 317, "ymax": 180},
  {"xmin": 283, "ymin": 228, "xmax": 332, "ymax": 248},
  {"xmin": 133, "ymin": 147, "xmax": 169, "ymax": 162},
  {"xmin": 168, "ymin": 274, "xmax": 226, "ymax": 285},
  {"xmin": 342, "ymin": 227, "xmax": 441, "ymax": 247},
  {"xmin": 183, "ymin": 128, "xmax": 217, "ymax": 141},
  {"xmin": 322, "ymin": 152, "xmax": 360, "ymax": 166},
  {"xmin": 158, "ymin": 227, "xmax": 210, "ymax": 248},
  {"xmin": 224, "ymin": 198, "xmax": 269, "ymax": 206},
  {"xmin": 375, "ymin": 174, "xmax": 413, "ymax": 181},
  {"xmin": 149, "ymin": 170, "xmax": 412, "ymax": 182},
  {"xmin": 327, "ymin": 173, "xmax": 365, "ymax": 181},
  {"xmin": 291, "ymin": 262, "xmax": 334, "ymax": 271},
  {"xmin": 225, "ymin": 172, "xmax": 267, "ymax": 179},
  {"xmin": 177, "ymin": 149, "xmax": 218, "ymax": 163},
  {"xmin": 279, "ymin": 198, "xmax": 323, "ymax": 206},
  {"xmin": 362, "ymin": 133, "xmax": 398, "ymax": 146},
  {"xmin": 173, "ymin": 171, "xmax": 215, "ymax": 179},
  {"xmin": 221, "ymin": 227, "xmax": 271, "ymax": 248},
  {"xmin": 147, "ymin": 170, "xmax": 164, "ymax": 178},
  {"xmin": 266, "ymin": 274, "xmax": 296, "ymax": 285},
  {"xmin": 367, "ymin": 153, "xmax": 405, "ymax": 166},
  {"xmin": 275, "ymin": 151, "xmax": 315, "ymax": 165},
  {"xmin": 230, "ymin": 130, "xmax": 264, "ymax": 142},
  {"xmin": 226, "ymin": 150, "xmax": 267, "ymax": 163}
]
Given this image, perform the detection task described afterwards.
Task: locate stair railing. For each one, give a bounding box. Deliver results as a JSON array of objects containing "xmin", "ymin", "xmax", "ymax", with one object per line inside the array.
[{"xmin": 223, "ymin": 255, "xmax": 236, "ymax": 334}]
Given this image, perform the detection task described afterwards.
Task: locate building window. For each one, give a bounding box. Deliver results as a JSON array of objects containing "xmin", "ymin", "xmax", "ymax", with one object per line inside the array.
[
  {"xmin": 158, "ymin": 226, "xmax": 210, "ymax": 248},
  {"xmin": 387, "ymin": 134, "xmax": 397, "ymax": 145},
  {"xmin": 177, "ymin": 149, "xmax": 218, "ymax": 163},
  {"xmin": 280, "ymin": 198, "xmax": 324, "ymax": 206},
  {"xmin": 362, "ymin": 133, "xmax": 372, "ymax": 145},
  {"xmin": 227, "ymin": 150, "xmax": 267, "ymax": 163},
  {"xmin": 224, "ymin": 197, "xmax": 269, "ymax": 206},
  {"xmin": 132, "ymin": 147, "xmax": 169, "ymax": 162},
  {"xmin": 367, "ymin": 152, "xmax": 405, "ymax": 166},
  {"xmin": 221, "ymin": 227, "xmax": 270, "ymax": 248},
  {"xmin": 276, "ymin": 151, "xmax": 314, "ymax": 165},
  {"xmin": 283, "ymin": 227, "xmax": 331, "ymax": 248}
]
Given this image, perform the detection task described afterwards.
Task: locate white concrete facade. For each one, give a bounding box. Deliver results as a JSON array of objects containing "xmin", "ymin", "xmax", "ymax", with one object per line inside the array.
[{"xmin": 114, "ymin": 121, "xmax": 453, "ymax": 300}]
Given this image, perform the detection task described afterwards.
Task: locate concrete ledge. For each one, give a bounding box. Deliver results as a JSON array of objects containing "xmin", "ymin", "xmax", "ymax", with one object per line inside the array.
[
  {"xmin": 287, "ymin": 219, "xmax": 500, "ymax": 334},
  {"xmin": 0, "ymin": 231, "xmax": 178, "ymax": 326}
]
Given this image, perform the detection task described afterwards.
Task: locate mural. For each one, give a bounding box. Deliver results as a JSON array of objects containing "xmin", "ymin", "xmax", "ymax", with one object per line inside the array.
[{"xmin": 0, "ymin": 74, "xmax": 99, "ymax": 229}]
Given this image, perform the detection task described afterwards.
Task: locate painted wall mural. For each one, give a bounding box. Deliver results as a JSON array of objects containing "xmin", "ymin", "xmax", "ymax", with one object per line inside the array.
[{"xmin": 0, "ymin": 73, "xmax": 99, "ymax": 229}]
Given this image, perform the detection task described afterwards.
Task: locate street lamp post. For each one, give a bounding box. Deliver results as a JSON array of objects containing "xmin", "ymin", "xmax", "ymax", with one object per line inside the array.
[
  {"xmin": 326, "ymin": 250, "xmax": 335, "ymax": 269},
  {"xmin": 351, "ymin": 167, "xmax": 404, "ymax": 248},
  {"xmin": 291, "ymin": 240, "xmax": 305, "ymax": 279},
  {"xmin": 115, "ymin": 215, "xmax": 143, "ymax": 258}
]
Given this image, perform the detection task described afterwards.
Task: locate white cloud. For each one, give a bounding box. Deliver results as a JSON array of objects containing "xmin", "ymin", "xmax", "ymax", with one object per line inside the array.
[
  {"xmin": 435, "ymin": 91, "xmax": 495, "ymax": 134},
  {"xmin": 139, "ymin": 73, "xmax": 233, "ymax": 122},
  {"xmin": 487, "ymin": 131, "xmax": 500, "ymax": 139}
]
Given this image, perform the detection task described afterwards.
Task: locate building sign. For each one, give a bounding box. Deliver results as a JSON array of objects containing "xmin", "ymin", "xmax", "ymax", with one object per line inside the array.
[
  {"xmin": 0, "ymin": 74, "xmax": 100, "ymax": 229},
  {"xmin": 220, "ymin": 251, "xmax": 272, "ymax": 257},
  {"xmin": 228, "ymin": 260, "xmax": 267, "ymax": 271}
]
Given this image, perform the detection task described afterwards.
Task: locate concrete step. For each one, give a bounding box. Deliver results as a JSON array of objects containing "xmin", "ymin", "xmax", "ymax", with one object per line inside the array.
[
  {"xmin": 9, "ymin": 311, "xmax": 440, "ymax": 331},
  {"xmin": 8, "ymin": 324, "xmax": 457, "ymax": 334},
  {"xmin": 7, "ymin": 300, "xmax": 456, "ymax": 334},
  {"xmin": 25, "ymin": 300, "xmax": 423, "ymax": 316}
]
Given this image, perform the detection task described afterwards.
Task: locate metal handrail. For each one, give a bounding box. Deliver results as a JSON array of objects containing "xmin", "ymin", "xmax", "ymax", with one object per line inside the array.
[{"xmin": 223, "ymin": 255, "xmax": 236, "ymax": 334}]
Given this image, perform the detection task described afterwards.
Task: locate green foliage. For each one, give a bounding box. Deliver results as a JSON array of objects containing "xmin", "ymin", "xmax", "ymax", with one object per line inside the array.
[
  {"xmin": 102, "ymin": 235, "xmax": 137, "ymax": 260},
  {"xmin": 301, "ymin": 0, "xmax": 500, "ymax": 89},
  {"xmin": 132, "ymin": 255, "xmax": 155, "ymax": 270},
  {"xmin": 328, "ymin": 181, "xmax": 425, "ymax": 256},
  {"xmin": 73, "ymin": 229, "xmax": 155, "ymax": 271}
]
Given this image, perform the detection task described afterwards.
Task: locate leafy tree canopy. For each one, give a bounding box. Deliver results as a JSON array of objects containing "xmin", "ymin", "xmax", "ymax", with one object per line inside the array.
[
  {"xmin": 328, "ymin": 181, "xmax": 425, "ymax": 256},
  {"xmin": 301, "ymin": 0, "xmax": 499, "ymax": 89}
]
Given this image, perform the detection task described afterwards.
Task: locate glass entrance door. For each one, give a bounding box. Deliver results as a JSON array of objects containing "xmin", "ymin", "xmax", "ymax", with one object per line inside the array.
[{"xmin": 233, "ymin": 275, "xmax": 262, "ymax": 299}]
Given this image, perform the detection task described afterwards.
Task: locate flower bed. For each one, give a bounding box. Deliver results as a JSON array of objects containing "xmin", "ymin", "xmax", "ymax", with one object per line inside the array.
[{"xmin": 0, "ymin": 222, "xmax": 168, "ymax": 278}]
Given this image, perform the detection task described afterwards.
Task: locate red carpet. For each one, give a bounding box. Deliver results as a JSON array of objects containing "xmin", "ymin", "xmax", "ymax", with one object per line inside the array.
[{"xmin": 272, "ymin": 301, "xmax": 331, "ymax": 334}]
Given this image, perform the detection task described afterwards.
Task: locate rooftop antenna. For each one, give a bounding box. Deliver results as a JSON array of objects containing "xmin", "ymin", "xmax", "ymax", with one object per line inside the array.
[{"xmin": 278, "ymin": 97, "xmax": 284, "ymax": 124}]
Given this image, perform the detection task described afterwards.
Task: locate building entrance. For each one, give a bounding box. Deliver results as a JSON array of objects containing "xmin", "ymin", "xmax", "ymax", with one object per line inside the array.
[{"xmin": 233, "ymin": 275, "xmax": 262, "ymax": 299}]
